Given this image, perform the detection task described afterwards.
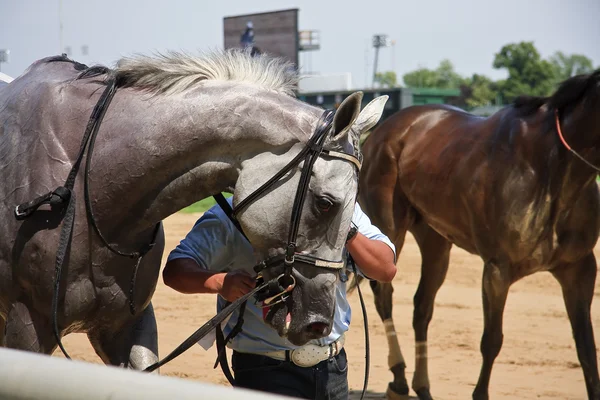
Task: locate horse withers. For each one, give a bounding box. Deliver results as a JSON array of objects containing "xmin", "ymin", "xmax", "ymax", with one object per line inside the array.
[
  {"xmin": 359, "ymin": 71, "xmax": 600, "ymax": 400},
  {"xmin": 0, "ymin": 50, "xmax": 388, "ymax": 369}
]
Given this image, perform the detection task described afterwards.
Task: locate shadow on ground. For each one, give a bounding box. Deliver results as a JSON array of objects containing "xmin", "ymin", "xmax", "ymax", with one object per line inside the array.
[{"xmin": 349, "ymin": 389, "xmax": 419, "ymax": 399}]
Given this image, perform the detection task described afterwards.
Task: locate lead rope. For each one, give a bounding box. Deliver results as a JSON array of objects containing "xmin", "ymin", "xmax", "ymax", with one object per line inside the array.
[
  {"xmin": 554, "ymin": 109, "xmax": 600, "ymax": 173},
  {"xmin": 350, "ymin": 254, "xmax": 370, "ymax": 400}
]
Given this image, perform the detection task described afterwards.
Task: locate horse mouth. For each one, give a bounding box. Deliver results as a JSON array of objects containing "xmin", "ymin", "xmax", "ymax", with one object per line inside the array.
[{"xmin": 262, "ymin": 303, "xmax": 291, "ymax": 336}]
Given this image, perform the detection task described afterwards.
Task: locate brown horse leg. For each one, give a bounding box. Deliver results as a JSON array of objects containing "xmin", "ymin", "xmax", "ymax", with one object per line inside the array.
[
  {"xmin": 472, "ymin": 262, "xmax": 511, "ymax": 400},
  {"xmin": 551, "ymin": 255, "xmax": 600, "ymax": 400},
  {"xmin": 409, "ymin": 223, "xmax": 452, "ymax": 400},
  {"xmin": 371, "ymin": 280, "xmax": 410, "ymax": 399},
  {"xmin": 359, "ymin": 155, "xmax": 417, "ymax": 399},
  {"xmin": 88, "ymin": 302, "xmax": 159, "ymax": 370},
  {"xmin": 4, "ymin": 301, "xmax": 57, "ymax": 354}
]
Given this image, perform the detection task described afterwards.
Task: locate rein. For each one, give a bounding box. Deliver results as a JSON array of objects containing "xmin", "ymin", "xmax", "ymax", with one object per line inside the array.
[
  {"xmin": 14, "ymin": 75, "xmax": 160, "ymax": 359},
  {"xmin": 555, "ymin": 109, "xmax": 600, "ymax": 173},
  {"xmin": 143, "ymin": 276, "xmax": 277, "ymax": 373}
]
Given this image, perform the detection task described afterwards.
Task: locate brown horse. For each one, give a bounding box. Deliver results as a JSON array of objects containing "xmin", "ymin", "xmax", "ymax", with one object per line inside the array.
[{"xmin": 358, "ymin": 70, "xmax": 600, "ymax": 400}]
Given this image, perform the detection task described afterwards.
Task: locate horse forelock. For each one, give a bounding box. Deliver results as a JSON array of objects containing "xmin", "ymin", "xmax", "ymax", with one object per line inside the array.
[{"xmin": 112, "ymin": 48, "xmax": 299, "ymax": 96}]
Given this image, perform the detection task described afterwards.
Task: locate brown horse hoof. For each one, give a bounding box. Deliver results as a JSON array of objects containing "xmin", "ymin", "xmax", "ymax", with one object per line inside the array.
[
  {"xmin": 415, "ymin": 387, "xmax": 433, "ymax": 400},
  {"xmin": 386, "ymin": 385, "xmax": 410, "ymax": 400}
]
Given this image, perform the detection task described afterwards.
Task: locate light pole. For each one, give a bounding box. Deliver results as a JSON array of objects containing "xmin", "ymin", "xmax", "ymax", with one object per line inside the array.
[{"xmin": 372, "ymin": 34, "xmax": 392, "ymax": 88}]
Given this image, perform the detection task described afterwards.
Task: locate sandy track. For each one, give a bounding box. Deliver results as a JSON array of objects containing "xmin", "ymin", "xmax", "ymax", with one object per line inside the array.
[{"xmin": 55, "ymin": 212, "xmax": 599, "ymax": 399}]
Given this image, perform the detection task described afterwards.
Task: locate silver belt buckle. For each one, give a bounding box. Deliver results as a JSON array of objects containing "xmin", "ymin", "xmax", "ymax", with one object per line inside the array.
[{"xmin": 289, "ymin": 337, "xmax": 343, "ymax": 367}]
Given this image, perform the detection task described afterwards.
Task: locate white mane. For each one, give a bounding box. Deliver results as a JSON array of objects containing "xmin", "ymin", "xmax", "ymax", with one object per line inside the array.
[{"xmin": 115, "ymin": 48, "xmax": 298, "ymax": 96}]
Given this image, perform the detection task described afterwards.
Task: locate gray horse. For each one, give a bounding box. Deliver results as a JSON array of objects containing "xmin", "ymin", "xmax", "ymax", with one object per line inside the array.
[{"xmin": 0, "ymin": 50, "xmax": 387, "ymax": 369}]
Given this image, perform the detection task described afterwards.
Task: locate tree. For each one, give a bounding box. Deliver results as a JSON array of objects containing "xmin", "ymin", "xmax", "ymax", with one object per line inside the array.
[
  {"xmin": 403, "ymin": 68, "xmax": 439, "ymax": 88},
  {"xmin": 492, "ymin": 41, "xmax": 556, "ymax": 102},
  {"xmin": 462, "ymin": 74, "xmax": 498, "ymax": 108},
  {"xmin": 550, "ymin": 51, "xmax": 595, "ymax": 82},
  {"xmin": 374, "ymin": 71, "xmax": 398, "ymax": 88},
  {"xmin": 402, "ymin": 59, "xmax": 464, "ymax": 89},
  {"xmin": 435, "ymin": 59, "xmax": 465, "ymax": 89}
]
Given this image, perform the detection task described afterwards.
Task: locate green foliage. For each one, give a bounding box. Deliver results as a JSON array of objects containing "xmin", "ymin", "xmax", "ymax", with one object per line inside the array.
[
  {"xmin": 180, "ymin": 193, "xmax": 232, "ymax": 214},
  {"xmin": 436, "ymin": 59, "xmax": 466, "ymax": 89},
  {"xmin": 402, "ymin": 59, "xmax": 464, "ymax": 89},
  {"xmin": 462, "ymin": 74, "xmax": 498, "ymax": 108},
  {"xmin": 549, "ymin": 51, "xmax": 595, "ymax": 82},
  {"xmin": 400, "ymin": 41, "xmax": 595, "ymax": 110},
  {"xmin": 374, "ymin": 71, "xmax": 398, "ymax": 88},
  {"xmin": 492, "ymin": 41, "xmax": 556, "ymax": 102},
  {"xmin": 403, "ymin": 68, "xmax": 439, "ymax": 88}
]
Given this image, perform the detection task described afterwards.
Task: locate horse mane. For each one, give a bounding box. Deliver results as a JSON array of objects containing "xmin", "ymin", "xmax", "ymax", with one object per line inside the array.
[
  {"xmin": 513, "ymin": 69, "xmax": 600, "ymax": 115},
  {"xmin": 112, "ymin": 48, "xmax": 298, "ymax": 96}
]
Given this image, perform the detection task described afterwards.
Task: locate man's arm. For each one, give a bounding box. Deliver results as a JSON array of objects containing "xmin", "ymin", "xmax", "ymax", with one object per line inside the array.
[
  {"xmin": 163, "ymin": 258, "xmax": 255, "ymax": 302},
  {"xmin": 346, "ymin": 232, "xmax": 396, "ymax": 282}
]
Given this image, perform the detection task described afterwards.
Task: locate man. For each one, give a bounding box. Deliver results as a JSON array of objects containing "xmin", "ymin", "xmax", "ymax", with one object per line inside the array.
[
  {"xmin": 240, "ymin": 21, "xmax": 255, "ymax": 50},
  {"xmin": 163, "ymin": 198, "xmax": 396, "ymax": 399}
]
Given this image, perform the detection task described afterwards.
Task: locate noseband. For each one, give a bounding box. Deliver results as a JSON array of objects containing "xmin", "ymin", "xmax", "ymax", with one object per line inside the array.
[{"xmin": 216, "ymin": 109, "xmax": 361, "ymax": 280}]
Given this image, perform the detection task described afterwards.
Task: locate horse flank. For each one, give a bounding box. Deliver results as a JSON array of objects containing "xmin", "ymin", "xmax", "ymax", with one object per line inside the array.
[{"xmin": 113, "ymin": 48, "xmax": 299, "ymax": 96}]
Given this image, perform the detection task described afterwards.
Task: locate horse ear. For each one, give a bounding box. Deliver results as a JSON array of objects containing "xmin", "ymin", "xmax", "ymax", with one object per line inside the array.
[
  {"xmin": 331, "ymin": 91, "xmax": 363, "ymax": 141},
  {"xmin": 352, "ymin": 95, "xmax": 389, "ymax": 135}
]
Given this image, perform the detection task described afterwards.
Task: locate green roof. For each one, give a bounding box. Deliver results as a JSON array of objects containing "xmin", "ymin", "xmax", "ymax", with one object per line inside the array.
[{"xmin": 410, "ymin": 87, "xmax": 461, "ymax": 96}]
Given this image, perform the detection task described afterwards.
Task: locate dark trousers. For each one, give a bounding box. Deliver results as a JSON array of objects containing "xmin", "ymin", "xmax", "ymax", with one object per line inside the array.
[{"xmin": 232, "ymin": 349, "xmax": 349, "ymax": 400}]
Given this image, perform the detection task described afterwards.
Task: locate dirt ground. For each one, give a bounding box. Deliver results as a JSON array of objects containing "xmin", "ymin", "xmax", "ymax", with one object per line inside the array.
[{"xmin": 56, "ymin": 212, "xmax": 600, "ymax": 399}]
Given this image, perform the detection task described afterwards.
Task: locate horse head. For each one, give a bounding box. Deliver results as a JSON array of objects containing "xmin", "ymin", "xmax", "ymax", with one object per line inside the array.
[{"xmin": 234, "ymin": 93, "xmax": 388, "ymax": 345}]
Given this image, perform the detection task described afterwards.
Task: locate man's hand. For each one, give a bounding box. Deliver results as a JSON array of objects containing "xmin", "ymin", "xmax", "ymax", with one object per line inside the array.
[
  {"xmin": 215, "ymin": 271, "xmax": 256, "ymax": 302},
  {"xmin": 163, "ymin": 258, "xmax": 256, "ymax": 299}
]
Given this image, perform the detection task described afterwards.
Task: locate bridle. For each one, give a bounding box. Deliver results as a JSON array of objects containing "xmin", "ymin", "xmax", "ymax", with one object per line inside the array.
[
  {"xmin": 555, "ymin": 109, "xmax": 600, "ymax": 173},
  {"xmin": 216, "ymin": 108, "xmax": 362, "ymax": 286}
]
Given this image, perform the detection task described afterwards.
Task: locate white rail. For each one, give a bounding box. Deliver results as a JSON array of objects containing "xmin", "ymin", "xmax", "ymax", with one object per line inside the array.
[{"xmin": 0, "ymin": 347, "xmax": 292, "ymax": 400}]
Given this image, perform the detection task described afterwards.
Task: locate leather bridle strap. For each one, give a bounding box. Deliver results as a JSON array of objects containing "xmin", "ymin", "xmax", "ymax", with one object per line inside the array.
[
  {"xmin": 214, "ymin": 109, "xmax": 362, "ymax": 274},
  {"xmin": 231, "ymin": 110, "xmax": 335, "ymax": 217},
  {"xmin": 283, "ymin": 110, "xmax": 334, "ymax": 264},
  {"xmin": 223, "ymin": 110, "xmax": 348, "ymax": 267}
]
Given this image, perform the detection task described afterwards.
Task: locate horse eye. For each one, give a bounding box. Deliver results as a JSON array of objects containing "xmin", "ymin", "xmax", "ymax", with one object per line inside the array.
[{"xmin": 316, "ymin": 197, "xmax": 333, "ymax": 212}]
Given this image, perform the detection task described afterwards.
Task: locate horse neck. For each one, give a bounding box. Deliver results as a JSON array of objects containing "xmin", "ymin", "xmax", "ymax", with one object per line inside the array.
[{"xmin": 91, "ymin": 83, "xmax": 317, "ymax": 240}]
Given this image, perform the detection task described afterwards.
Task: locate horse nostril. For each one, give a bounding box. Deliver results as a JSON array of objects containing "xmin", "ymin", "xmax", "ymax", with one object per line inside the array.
[{"xmin": 306, "ymin": 322, "xmax": 329, "ymax": 336}]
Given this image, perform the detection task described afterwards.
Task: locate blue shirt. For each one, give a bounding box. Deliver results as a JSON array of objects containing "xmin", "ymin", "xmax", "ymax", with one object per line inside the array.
[{"xmin": 168, "ymin": 199, "xmax": 395, "ymax": 353}]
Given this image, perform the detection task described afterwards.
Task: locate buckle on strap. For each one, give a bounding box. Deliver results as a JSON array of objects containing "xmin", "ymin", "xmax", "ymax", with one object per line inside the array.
[{"xmin": 14, "ymin": 187, "xmax": 72, "ymax": 221}]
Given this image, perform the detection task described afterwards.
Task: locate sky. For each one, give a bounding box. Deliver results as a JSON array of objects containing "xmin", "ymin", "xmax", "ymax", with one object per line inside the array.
[{"xmin": 1, "ymin": 0, "xmax": 599, "ymax": 89}]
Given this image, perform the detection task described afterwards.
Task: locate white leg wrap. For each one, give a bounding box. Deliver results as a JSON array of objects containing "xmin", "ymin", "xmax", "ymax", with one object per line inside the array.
[
  {"xmin": 383, "ymin": 318, "xmax": 405, "ymax": 368},
  {"xmin": 412, "ymin": 341, "xmax": 430, "ymax": 390}
]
